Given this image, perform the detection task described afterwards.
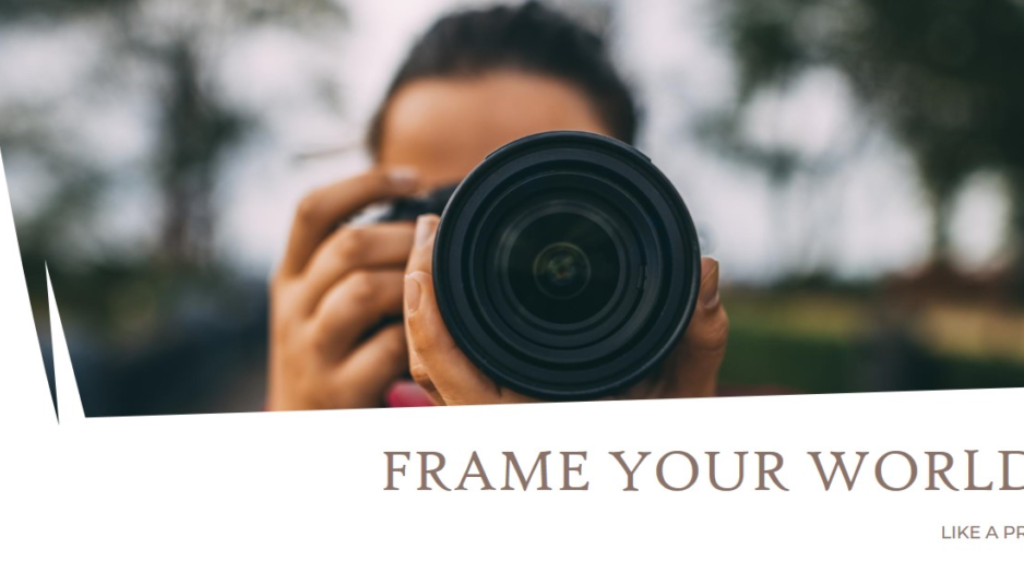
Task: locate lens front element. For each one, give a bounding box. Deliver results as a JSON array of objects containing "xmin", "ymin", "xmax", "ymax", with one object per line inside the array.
[
  {"xmin": 433, "ymin": 131, "xmax": 702, "ymax": 400},
  {"xmin": 500, "ymin": 205, "xmax": 622, "ymax": 326},
  {"xmin": 533, "ymin": 242, "xmax": 590, "ymax": 300}
]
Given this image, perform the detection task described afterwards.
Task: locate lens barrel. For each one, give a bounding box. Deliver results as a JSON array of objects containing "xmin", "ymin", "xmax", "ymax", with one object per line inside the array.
[{"xmin": 433, "ymin": 131, "xmax": 701, "ymax": 400}]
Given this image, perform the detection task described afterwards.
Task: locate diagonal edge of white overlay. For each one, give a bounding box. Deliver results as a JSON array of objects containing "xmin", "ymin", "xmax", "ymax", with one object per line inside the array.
[
  {"xmin": 0, "ymin": 146, "xmax": 59, "ymax": 429},
  {"xmin": 46, "ymin": 263, "xmax": 84, "ymax": 423}
]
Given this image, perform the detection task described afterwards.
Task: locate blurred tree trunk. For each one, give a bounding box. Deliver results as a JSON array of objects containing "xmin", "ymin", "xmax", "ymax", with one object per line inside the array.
[
  {"xmin": 1007, "ymin": 170, "xmax": 1024, "ymax": 296},
  {"xmin": 930, "ymin": 192, "xmax": 955, "ymax": 267},
  {"xmin": 155, "ymin": 41, "xmax": 243, "ymax": 265}
]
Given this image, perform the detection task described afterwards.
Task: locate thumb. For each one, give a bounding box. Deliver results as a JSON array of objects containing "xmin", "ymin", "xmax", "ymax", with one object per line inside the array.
[
  {"xmin": 664, "ymin": 257, "xmax": 728, "ymax": 397},
  {"xmin": 404, "ymin": 215, "xmax": 501, "ymax": 405}
]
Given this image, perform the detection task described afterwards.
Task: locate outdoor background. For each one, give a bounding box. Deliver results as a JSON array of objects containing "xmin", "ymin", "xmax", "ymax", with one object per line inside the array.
[{"xmin": 2, "ymin": 0, "xmax": 1023, "ymax": 416}]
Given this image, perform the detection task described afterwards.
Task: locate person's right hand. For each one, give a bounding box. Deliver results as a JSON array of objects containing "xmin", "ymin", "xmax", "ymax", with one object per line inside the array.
[{"xmin": 267, "ymin": 168, "xmax": 421, "ymax": 410}]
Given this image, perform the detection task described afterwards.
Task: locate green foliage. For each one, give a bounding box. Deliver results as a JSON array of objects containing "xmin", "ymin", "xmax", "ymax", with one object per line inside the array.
[
  {"xmin": 1, "ymin": 0, "xmax": 347, "ymax": 257},
  {"xmin": 720, "ymin": 326, "xmax": 860, "ymax": 394},
  {"xmin": 0, "ymin": 0, "xmax": 346, "ymax": 329},
  {"xmin": 716, "ymin": 0, "xmax": 1024, "ymax": 258},
  {"xmin": 721, "ymin": 323, "xmax": 1024, "ymax": 394}
]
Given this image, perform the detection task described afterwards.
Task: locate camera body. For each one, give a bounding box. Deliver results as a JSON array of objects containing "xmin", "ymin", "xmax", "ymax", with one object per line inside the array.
[
  {"xmin": 382, "ymin": 131, "xmax": 701, "ymax": 401},
  {"xmin": 378, "ymin": 183, "xmax": 457, "ymax": 223}
]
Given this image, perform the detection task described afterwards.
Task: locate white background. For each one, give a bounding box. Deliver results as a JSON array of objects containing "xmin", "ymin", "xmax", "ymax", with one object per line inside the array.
[{"xmin": 2, "ymin": 151, "xmax": 1023, "ymax": 582}]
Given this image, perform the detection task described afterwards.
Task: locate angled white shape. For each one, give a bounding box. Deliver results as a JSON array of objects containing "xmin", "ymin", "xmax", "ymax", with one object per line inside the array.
[
  {"xmin": 47, "ymin": 264, "xmax": 85, "ymax": 423},
  {"xmin": 0, "ymin": 147, "xmax": 57, "ymax": 428}
]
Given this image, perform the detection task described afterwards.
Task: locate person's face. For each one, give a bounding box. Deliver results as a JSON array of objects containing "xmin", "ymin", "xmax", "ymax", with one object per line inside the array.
[{"xmin": 376, "ymin": 70, "xmax": 613, "ymax": 187}]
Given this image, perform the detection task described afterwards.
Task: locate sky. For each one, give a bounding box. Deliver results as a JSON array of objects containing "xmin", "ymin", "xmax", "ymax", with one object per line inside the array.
[{"xmin": 0, "ymin": 0, "xmax": 1012, "ymax": 284}]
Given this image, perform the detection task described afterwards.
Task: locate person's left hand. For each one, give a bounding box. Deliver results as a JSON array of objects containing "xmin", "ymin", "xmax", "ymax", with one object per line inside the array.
[{"xmin": 402, "ymin": 214, "xmax": 729, "ymax": 406}]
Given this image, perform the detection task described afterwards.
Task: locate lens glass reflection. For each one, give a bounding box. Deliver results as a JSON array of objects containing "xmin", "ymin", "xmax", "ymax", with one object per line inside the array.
[
  {"xmin": 533, "ymin": 242, "xmax": 591, "ymax": 300},
  {"xmin": 505, "ymin": 212, "xmax": 619, "ymax": 324}
]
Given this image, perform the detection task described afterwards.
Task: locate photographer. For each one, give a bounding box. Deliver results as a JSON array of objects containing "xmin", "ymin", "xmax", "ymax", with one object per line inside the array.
[{"xmin": 267, "ymin": 2, "xmax": 728, "ymax": 410}]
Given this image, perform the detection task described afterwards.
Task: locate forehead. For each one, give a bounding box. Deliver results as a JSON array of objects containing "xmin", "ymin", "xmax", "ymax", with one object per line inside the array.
[{"xmin": 377, "ymin": 71, "xmax": 611, "ymax": 185}]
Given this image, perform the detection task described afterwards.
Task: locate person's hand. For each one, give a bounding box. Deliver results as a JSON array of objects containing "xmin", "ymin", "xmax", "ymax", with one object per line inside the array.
[
  {"xmin": 403, "ymin": 214, "xmax": 728, "ymax": 405},
  {"xmin": 267, "ymin": 168, "xmax": 421, "ymax": 410}
]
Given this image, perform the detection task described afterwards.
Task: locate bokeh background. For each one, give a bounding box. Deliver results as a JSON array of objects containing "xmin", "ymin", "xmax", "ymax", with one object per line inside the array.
[{"xmin": 2, "ymin": 0, "xmax": 1023, "ymax": 416}]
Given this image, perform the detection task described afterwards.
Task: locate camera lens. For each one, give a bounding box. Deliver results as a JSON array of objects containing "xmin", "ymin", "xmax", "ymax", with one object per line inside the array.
[
  {"xmin": 533, "ymin": 242, "xmax": 591, "ymax": 301},
  {"xmin": 499, "ymin": 206, "xmax": 620, "ymax": 325},
  {"xmin": 433, "ymin": 131, "xmax": 701, "ymax": 400}
]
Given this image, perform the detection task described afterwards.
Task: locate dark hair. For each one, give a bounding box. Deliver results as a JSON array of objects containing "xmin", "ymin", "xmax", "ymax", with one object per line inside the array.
[{"xmin": 367, "ymin": 1, "xmax": 638, "ymax": 155}]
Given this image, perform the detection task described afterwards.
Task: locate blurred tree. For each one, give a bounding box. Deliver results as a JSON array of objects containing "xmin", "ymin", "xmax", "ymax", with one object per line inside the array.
[
  {"xmin": 1, "ymin": 0, "xmax": 346, "ymax": 264},
  {"xmin": 0, "ymin": 0, "xmax": 347, "ymax": 412},
  {"xmin": 712, "ymin": 0, "xmax": 1024, "ymax": 282}
]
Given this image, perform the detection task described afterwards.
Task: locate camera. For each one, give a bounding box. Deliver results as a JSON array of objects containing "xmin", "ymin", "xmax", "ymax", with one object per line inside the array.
[{"xmin": 381, "ymin": 131, "xmax": 701, "ymax": 401}]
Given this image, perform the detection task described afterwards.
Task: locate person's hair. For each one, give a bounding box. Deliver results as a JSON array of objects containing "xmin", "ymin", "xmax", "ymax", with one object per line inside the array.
[{"xmin": 367, "ymin": 1, "xmax": 638, "ymax": 156}]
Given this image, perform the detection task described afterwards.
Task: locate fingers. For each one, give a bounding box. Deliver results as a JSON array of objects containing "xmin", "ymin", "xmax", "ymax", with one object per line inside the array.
[
  {"xmin": 299, "ymin": 223, "xmax": 415, "ymax": 315},
  {"xmin": 279, "ymin": 167, "xmax": 420, "ymax": 277},
  {"xmin": 268, "ymin": 167, "xmax": 422, "ymax": 412},
  {"xmin": 691, "ymin": 257, "xmax": 728, "ymax": 351},
  {"xmin": 407, "ymin": 349, "xmax": 445, "ymax": 406},
  {"xmin": 403, "ymin": 215, "xmax": 502, "ymax": 405},
  {"xmin": 331, "ymin": 324, "xmax": 409, "ymax": 409},
  {"xmin": 663, "ymin": 257, "xmax": 729, "ymax": 398},
  {"xmin": 310, "ymin": 270, "xmax": 405, "ymax": 357}
]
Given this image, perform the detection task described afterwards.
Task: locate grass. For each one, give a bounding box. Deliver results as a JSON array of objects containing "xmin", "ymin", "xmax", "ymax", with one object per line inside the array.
[{"xmin": 718, "ymin": 289, "xmax": 1024, "ymax": 394}]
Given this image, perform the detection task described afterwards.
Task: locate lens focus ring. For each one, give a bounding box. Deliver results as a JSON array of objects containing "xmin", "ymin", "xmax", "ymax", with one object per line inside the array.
[{"xmin": 432, "ymin": 131, "xmax": 702, "ymax": 400}]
